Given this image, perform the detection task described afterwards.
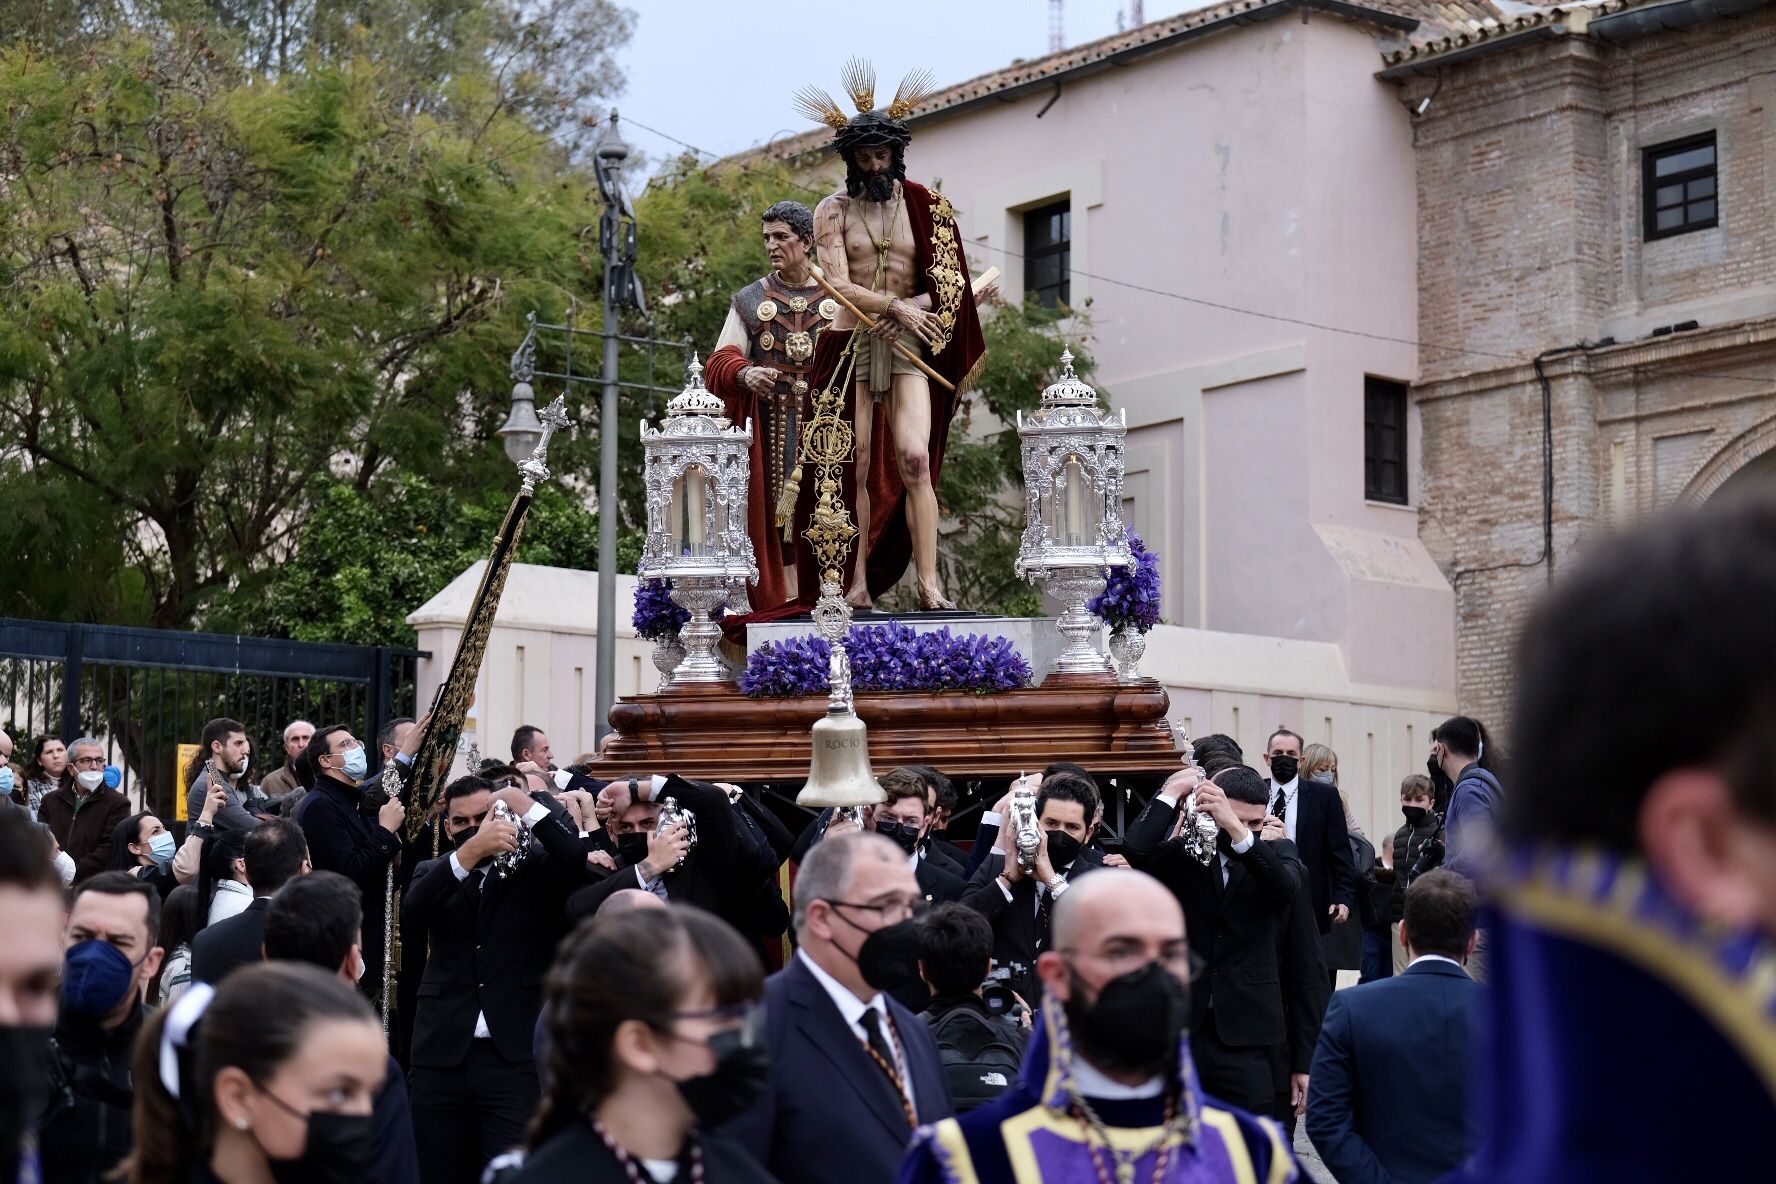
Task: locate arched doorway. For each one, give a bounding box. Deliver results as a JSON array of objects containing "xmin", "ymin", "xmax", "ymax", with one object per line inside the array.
[
  {"xmin": 1682, "ymin": 416, "xmax": 1776, "ymax": 502},
  {"xmin": 1710, "ymin": 446, "xmax": 1776, "ymax": 500}
]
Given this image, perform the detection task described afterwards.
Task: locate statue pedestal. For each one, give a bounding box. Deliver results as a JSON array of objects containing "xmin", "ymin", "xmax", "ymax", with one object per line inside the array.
[{"xmin": 591, "ymin": 678, "xmax": 1178, "ymax": 783}]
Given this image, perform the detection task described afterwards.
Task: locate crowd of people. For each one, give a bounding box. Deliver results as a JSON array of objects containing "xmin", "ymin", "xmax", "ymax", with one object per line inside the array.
[{"xmin": 0, "ymin": 696, "xmax": 1502, "ymax": 1184}]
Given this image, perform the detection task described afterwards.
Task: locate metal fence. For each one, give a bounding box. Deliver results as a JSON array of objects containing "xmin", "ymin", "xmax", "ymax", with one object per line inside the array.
[{"xmin": 0, "ymin": 619, "xmax": 425, "ymax": 821}]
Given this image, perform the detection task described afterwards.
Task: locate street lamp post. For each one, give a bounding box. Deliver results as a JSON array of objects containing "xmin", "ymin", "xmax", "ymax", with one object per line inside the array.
[{"xmin": 593, "ymin": 111, "xmax": 637, "ymax": 743}]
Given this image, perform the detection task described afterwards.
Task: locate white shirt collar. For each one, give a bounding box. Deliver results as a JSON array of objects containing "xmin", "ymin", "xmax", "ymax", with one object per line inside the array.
[
  {"xmin": 796, "ymin": 947, "xmax": 882, "ymax": 1026},
  {"xmin": 1272, "ymin": 776, "xmax": 1299, "ymax": 796},
  {"xmin": 1070, "ymin": 1058, "xmax": 1164, "ymax": 1100},
  {"xmin": 1408, "ymin": 953, "xmax": 1466, "ymax": 971}
]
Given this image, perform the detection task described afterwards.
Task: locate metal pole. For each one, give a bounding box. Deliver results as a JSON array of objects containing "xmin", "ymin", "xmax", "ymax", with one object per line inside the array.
[{"xmin": 595, "ymin": 205, "xmax": 620, "ymax": 743}]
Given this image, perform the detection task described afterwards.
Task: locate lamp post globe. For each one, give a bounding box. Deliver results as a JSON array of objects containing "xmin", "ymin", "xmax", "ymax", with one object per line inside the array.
[{"xmin": 498, "ymin": 381, "xmax": 544, "ymax": 466}]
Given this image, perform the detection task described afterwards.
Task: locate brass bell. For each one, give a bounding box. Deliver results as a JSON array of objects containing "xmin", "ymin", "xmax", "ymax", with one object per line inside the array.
[{"xmin": 796, "ymin": 709, "xmax": 885, "ymax": 808}]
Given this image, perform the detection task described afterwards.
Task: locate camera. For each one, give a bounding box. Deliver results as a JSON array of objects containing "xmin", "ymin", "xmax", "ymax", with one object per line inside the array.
[
  {"xmin": 980, "ymin": 964, "xmax": 1025, "ymax": 1021},
  {"xmin": 1406, "ymin": 812, "xmax": 1447, "ymax": 882}
]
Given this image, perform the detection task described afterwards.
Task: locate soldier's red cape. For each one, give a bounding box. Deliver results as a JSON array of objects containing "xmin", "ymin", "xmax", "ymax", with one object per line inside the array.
[{"xmin": 723, "ymin": 180, "xmax": 985, "ymax": 644}]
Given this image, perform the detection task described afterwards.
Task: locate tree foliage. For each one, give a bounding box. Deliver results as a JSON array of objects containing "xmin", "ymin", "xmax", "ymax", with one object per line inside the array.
[{"xmin": 0, "ymin": 0, "xmax": 630, "ymax": 634}]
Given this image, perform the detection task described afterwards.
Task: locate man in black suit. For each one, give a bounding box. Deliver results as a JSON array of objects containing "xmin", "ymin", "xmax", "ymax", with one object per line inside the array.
[
  {"xmin": 295, "ymin": 723, "xmax": 407, "ymax": 1001},
  {"xmin": 906, "ymin": 763, "xmax": 968, "ymax": 870},
  {"xmin": 568, "ymin": 774, "xmax": 741, "ymax": 922},
  {"xmin": 723, "ymin": 830, "xmax": 952, "ymax": 1184},
  {"xmin": 831, "ymin": 768, "xmax": 965, "ymax": 903},
  {"xmin": 1264, "ymin": 727, "xmax": 1357, "ymax": 938},
  {"xmin": 1307, "ymin": 869, "xmax": 1483, "ymax": 1184},
  {"xmin": 959, "ymin": 774, "xmax": 1104, "ymax": 1005},
  {"xmin": 403, "ymin": 775, "xmax": 588, "ymax": 1184},
  {"xmin": 189, "ymin": 818, "xmax": 309, "ymax": 985},
  {"xmin": 1121, "ymin": 764, "xmax": 1302, "ymax": 1114}
]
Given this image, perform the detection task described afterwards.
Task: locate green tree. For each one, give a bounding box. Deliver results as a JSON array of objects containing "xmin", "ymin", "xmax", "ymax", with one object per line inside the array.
[{"xmin": 0, "ymin": 3, "xmax": 629, "ymax": 632}]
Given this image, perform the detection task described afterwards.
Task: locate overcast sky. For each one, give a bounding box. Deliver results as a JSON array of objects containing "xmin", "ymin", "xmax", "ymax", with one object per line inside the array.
[{"xmin": 616, "ymin": 0, "xmax": 1216, "ymax": 172}]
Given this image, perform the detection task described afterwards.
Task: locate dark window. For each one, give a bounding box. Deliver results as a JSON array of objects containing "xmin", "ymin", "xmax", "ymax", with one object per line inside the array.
[
  {"xmin": 1364, "ymin": 377, "xmax": 1409, "ymax": 505},
  {"xmin": 1023, "ymin": 200, "xmax": 1071, "ymax": 308},
  {"xmin": 1643, "ymin": 133, "xmax": 1718, "ymax": 240}
]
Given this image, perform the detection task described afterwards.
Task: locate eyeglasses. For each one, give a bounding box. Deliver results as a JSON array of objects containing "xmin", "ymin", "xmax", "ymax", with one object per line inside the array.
[
  {"xmin": 71, "ymin": 755, "xmax": 107, "ymax": 770},
  {"xmin": 826, "ymin": 896, "xmax": 926, "ymax": 925},
  {"xmin": 331, "ymin": 739, "xmax": 363, "ymax": 753}
]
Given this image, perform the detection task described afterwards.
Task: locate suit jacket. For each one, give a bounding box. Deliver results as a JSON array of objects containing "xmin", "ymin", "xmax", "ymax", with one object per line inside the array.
[
  {"xmin": 567, "ymin": 776, "xmax": 740, "ymax": 924},
  {"xmin": 38, "ymin": 785, "xmax": 132, "ymax": 884},
  {"xmin": 190, "ymin": 897, "xmax": 271, "ymax": 985},
  {"xmin": 1306, "ymin": 958, "xmax": 1481, "ymax": 1184},
  {"xmin": 722, "ymin": 955, "xmax": 951, "ymax": 1184},
  {"xmin": 402, "ymin": 805, "xmax": 586, "ymax": 1068},
  {"xmin": 959, "ymin": 849, "xmax": 1104, "ymax": 1003},
  {"xmin": 1276, "ymin": 848, "xmax": 1331, "ymax": 1075},
  {"xmin": 914, "ymin": 851, "xmax": 965, "ymax": 904},
  {"xmin": 1122, "ymin": 795, "xmax": 1300, "ymax": 1048},
  {"xmin": 296, "ymin": 777, "xmax": 402, "ymax": 1000},
  {"xmin": 1274, "ymin": 777, "xmax": 1358, "ymax": 935}
]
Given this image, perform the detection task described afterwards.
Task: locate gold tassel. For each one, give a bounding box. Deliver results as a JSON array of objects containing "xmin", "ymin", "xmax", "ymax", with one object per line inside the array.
[{"xmin": 777, "ymin": 465, "xmax": 803, "ymax": 531}]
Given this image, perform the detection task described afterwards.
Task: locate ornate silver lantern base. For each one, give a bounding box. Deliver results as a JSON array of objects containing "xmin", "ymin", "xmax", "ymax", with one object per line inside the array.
[
  {"xmin": 1109, "ymin": 628, "xmax": 1150, "ymax": 683},
  {"xmin": 667, "ymin": 576, "xmax": 733, "ymax": 683},
  {"xmin": 1045, "ymin": 566, "xmax": 1114, "ymax": 678},
  {"xmin": 651, "ymin": 631, "xmax": 686, "ymax": 691}
]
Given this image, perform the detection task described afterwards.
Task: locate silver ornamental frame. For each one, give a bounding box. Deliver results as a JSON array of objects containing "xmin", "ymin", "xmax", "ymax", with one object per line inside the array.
[
  {"xmin": 1015, "ymin": 347, "xmax": 1131, "ymax": 678},
  {"xmin": 638, "ymin": 355, "xmax": 759, "ymax": 684}
]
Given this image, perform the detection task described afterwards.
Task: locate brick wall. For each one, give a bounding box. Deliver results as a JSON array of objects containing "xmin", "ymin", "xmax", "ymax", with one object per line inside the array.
[{"xmin": 1407, "ymin": 10, "xmax": 1776, "ymax": 728}]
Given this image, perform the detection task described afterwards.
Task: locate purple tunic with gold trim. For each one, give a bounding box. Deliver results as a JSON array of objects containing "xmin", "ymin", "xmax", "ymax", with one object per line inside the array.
[{"xmin": 895, "ymin": 1002, "xmax": 1296, "ymax": 1184}]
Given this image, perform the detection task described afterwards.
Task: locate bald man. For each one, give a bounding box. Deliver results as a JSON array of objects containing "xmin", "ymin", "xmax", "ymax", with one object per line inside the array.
[{"xmin": 897, "ymin": 868, "xmax": 1298, "ymax": 1183}]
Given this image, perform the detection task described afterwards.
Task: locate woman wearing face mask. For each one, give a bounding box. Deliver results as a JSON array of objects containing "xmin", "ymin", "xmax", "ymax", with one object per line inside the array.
[
  {"xmin": 500, "ymin": 905, "xmax": 777, "ymax": 1183},
  {"xmin": 119, "ymin": 961, "xmax": 387, "ymax": 1184},
  {"xmin": 108, "ymin": 811, "xmax": 183, "ymax": 899},
  {"xmin": 19, "ymin": 735, "xmax": 67, "ymax": 818}
]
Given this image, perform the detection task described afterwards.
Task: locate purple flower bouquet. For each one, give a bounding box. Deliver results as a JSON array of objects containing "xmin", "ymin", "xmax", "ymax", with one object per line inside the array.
[
  {"xmin": 740, "ymin": 621, "xmax": 1033, "ymax": 698},
  {"xmin": 632, "ymin": 579, "xmax": 691, "ymax": 642},
  {"xmin": 1088, "ymin": 532, "xmax": 1162, "ymax": 634}
]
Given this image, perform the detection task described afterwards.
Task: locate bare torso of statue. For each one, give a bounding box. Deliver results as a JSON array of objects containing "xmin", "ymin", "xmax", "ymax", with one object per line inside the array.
[{"xmin": 813, "ymin": 164, "xmax": 953, "ymax": 610}]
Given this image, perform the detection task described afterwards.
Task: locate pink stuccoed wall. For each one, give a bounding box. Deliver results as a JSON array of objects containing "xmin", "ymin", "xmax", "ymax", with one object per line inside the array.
[{"xmin": 893, "ymin": 10, "xmax": 1453, "ymax": 694}]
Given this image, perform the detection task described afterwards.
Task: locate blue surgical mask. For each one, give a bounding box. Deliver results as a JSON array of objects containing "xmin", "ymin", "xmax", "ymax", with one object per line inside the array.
[
  {"xmin": 0, "ymin": 767, "xmax": 13, "ymax": 797},
  {"xmin": 62, "ymin": 939, "xmax": 139, "ymax": 1018},
  {"xmin": 148, "ymin": 831, "xmax": 177, "ymax": 865},
  {"xmin": 340, "ymin": 748, "xmax": 368, "ymax": 782}
]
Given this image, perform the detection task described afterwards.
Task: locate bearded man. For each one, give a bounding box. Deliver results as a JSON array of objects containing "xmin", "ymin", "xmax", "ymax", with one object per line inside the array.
[
  {"xmin": 704, "ymin": 201, "xmax": 835, "ymax": 609},
  {"xmin": 788, "ymin": 63, "xmax": 991, "ymax": 611}
]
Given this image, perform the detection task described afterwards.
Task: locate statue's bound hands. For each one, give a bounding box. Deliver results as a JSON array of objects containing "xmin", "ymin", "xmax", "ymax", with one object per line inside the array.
[{"xmin": 887, "ymin": 298, "xmax": 940, "ymax": 346}]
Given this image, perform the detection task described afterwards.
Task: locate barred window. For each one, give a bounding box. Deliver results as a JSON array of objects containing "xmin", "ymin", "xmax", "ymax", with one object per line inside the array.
[
  {"xmin": 1643, "ymin": 134, "xmax": 1717, "ymax": 241},
  {"xmin": 1023, "ymin": 200, "xmax": 1071, "ymax": 308},
  {"xmin": 1364, "ymin": 377, "xmax": 1409, "ymax": 505}
]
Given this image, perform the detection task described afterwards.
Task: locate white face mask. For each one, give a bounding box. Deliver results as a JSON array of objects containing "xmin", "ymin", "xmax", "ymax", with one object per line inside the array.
[
  {"xmin": 76, "ymin": 770, "xmax": 105, "ymax": 792},
  {"xmin": 53, "ymin": 850, "xmax": 76, "ymax": 885}
]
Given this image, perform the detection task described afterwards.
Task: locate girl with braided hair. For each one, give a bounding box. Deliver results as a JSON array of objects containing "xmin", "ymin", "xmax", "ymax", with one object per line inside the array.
[{"xmin": 498, "ymin": 905, "xmax": 776, "ymax": 1183}]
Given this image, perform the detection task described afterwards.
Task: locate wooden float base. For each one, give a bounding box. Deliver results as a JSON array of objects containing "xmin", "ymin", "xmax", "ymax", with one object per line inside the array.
[{"xmin": 588, "ymin": 677, "xmax": 1181, "ymax": 782}]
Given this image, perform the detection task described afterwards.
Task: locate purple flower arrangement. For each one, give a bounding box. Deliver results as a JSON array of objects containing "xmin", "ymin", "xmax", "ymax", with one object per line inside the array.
[
  {"xmin": 632, "ymin": 579, "xmax": 691, "ymax": 642},
  {"xmin": 1088, "ymin": 532, "xmax": 1163, "ymax": 634},
  {"xmin": 740, "ymin": 621, "xmax": 1032, "ymax": 698}
]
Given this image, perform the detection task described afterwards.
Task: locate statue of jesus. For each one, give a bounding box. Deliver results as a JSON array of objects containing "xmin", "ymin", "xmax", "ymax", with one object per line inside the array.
[{"xmin": 793, "ymin": 63, "xmax": 991, "ymax": 610}]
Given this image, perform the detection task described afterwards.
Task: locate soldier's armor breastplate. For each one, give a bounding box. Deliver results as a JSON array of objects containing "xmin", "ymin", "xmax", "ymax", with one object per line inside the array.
[{"xmin": 733, "ymin": 275, "xmax": 836, "ymax": 537}]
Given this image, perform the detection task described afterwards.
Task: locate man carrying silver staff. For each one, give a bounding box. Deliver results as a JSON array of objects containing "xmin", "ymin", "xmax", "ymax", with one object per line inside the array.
[
  {"xmin": 1119, "ymin": 765, "xmax": 1307, "ymax": 1118},
  {"xmin": 565, "ymin": 773, "xmax": 746, "ymax": 923},
  {"xmin": 705, "ymin": 200, "xmax": 836, "ymax": 610},
  {"xmin": 402, "ymin": 773, "xmax": 591, "ymax": 1184}
]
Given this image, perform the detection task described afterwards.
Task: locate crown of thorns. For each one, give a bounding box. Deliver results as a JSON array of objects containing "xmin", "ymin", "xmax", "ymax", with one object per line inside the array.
[{"xmin": 794, "ymin": 58, "xmax": 936, "ymax": 139}]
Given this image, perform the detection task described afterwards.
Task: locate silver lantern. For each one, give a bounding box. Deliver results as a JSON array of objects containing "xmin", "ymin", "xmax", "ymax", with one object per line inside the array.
[
  {"xmin": 638, "ymin": 355, "xmax": 759, "ymax": 684},
  {"xmin": 1015, "ymin": 347, "xmax": 1131, "ymax": 679}
]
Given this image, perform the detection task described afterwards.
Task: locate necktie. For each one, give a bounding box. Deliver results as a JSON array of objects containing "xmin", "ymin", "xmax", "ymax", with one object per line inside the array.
[
  {"xmin": 1272, "ymin": 788, "xmax": 1288, "ymax": 822},
  {"xmin": 1035, "ymin": 883, "xmax": 1053, "ymax": 953},
  {"xmin": 858, "ymin": 1008, "xmax": 913, "ymax": 1124}
]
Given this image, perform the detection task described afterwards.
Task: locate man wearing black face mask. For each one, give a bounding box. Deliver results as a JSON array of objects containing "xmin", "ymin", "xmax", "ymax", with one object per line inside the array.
[
  {"xmin": 0, "ymin": 811, "xmax": 64, "ymax": 1184},
  {"xmin": 722, "ymin": 831, "xmax": 952, "ymax": 1184},
  {"xmin": 1264, "ymin": 727, "xmax": 1356, "ymax": 941},
  {"xmin": 868, "ymin": 770, "xmax": 964, "ymax": 908},
  {"xmin": 960, "ymin": 775, "xmax": 1104, "ymax": 1006},
  {"xmin": 899, "ymin": 868, "xmax": 1297, "ymax": 1183},
  {"xmin": 402, "ymin": 775, "xmax": 589, "ymax": 1184},
  {"xmin": 1121, "ymin": 765, "xmax": 1304, "ymax": 1116},
  {"xmin": 39, "ymin": 873, "xmax": 164, "ymax": 1184}
]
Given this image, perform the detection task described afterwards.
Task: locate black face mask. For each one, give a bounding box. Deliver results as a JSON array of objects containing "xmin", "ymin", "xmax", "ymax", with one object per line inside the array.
[
  {"xmin": 854, "ymin": 918, "xmax": 926, "ymax": 995},
  {"xmin": 1269, "ymin": 755, "xmax": 1299, "ymax": 785},
  {"xmin": 257, "ymin": 1092, "xmax": 378, "ymax": 1184},
  {"xmin": 448, "ymin": 824, "xmax": 477, "ymax": 850},
  {"xmin": 1045, "ymin": 830, "xmax": 1082, "ymax": 870},
  {"xmin": 1402, "ymin": 805, "xmax": 1430, "ymax": 827},
  {"xmin": 1426, "ymin": 755, "xmax": 1454, "ymax": 797},
  {"xmin": 1064, "ymin": 961, "xmax": 1190, "ymax": 1079},
  {"xmin": 616, "ymin": 831, "xmax": 650, "ymax": 867},
  {"xmin": 673, "ymin": 1027, "xmax": 771, "ymax": 1126},
  {"xmin": 0, "ymin": 1025, "xmax": 52, "ymax": 1163},
  {"xmin": 874, "ymin": 819, "xmax": 921, "ymax": 856}
]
